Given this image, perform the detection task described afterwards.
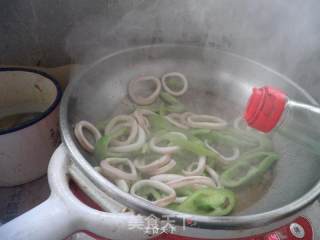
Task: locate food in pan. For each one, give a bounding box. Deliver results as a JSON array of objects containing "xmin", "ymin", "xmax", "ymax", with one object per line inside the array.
[{"xmin": 74, "ymin": 72, "xmax": 279, "ymax": 216}]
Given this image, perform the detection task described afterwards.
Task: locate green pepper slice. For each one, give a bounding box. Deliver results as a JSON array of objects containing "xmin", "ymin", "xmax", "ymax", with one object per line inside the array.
[
  {"xmin": 160, "ymin": 92, "xmax": 186, "ymax": 113},
  {"xmin": 93, "ymin": 127, "xmax": 131, "ymax": 160},
  {"xmin": 220, "ymin": 152, "xmax": 279, "ymax": 188},
  {"xmin": 174, "ymin": 188, "xmax": 236, "ymax": 216},
  {"xmin": 94, "ymin": 135, "xmax": 111, "ymax": 161},
  {"xmin": 160, "ymin": 92, "xmax": 180, "ymax": 105},
  {"xmin": 168, "ymin": 135, "xmax": 218, "ymax": 159},
  {"xmin": 167, "ymin": 104, "xmax": 186, "ymax": 113},
  {"xmin": 149, "ymin": 114, "xmax": 177, "ymax": 132}
]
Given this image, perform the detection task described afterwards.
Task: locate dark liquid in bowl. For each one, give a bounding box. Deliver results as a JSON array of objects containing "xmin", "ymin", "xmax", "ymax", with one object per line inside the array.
[{"xmin": 0, "ymin": 112, "xmax": 42, "ymax": 131}]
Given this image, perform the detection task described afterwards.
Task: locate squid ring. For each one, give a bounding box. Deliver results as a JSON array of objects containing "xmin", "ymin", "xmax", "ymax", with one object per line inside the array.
[
  {"xmin": 105, "ymin": 115, "xmax": 138, "ymax": 146},
  {"xmin": 182, "ymin": 156, "xmax": 206, "ymax": 176},
  {"xmin": 96, "ymin": 166, "xmax": 130, "ymax": 192},
  {"xmin": 74, "ymin": 120, "xmax": 102, "ymax": 152},
  {"xmin": 205, "ymin": 166, "xmax": 221, "ymax": 187},
  {"xmin": 149, "ymin": 132, "xmax": 187, "ymax": 154},
  {"xmin": 132, "ymin": 109, "xmax": 155, "ymax": 134},
  {"xmin": 100, "ymin": 157, "xmax": 138, "ymax": 181},
  {"xmin": 109, "ymin": 122, "xmax": 135, "ymax": 146},
  {"xmin": 109, "ymin": 126, "xmax": 146, "ymax": 152},
  {"xmin": 130, "ymin": 180, "xmax": 176, "ymax": 207},
  {"xmin": 134, "ymin": 154, "xmax": 171, "ymax": 173},
  {"xmin": 150, "ymin": 174, "xmax": 184, "ymax": 183},
  {"xmin": 204, "ymin": 140, "xmax": 240, "ymax": 164},
  {"xmin": 147, "ymin": 160, "xmax": 177, "ymax": 176},
  {"xmin": 186, "ymin": 114, "xmax": 227, "ymax": 130},
  {"xmin": 161, "ymin": 72, "xmax": 188, "ymax": 96},
  {"xmin": 128, "ymin": 76, "xmax": 161, "ymax": 105},
  {"xmin": 115, "ymin": 179, "xmax": 129, "ymax": 193},
  {"xmin": 166, "ymin": 176, "xmax": 217, "ymax": 189},
  {"xmin": 180, "ymin": 112, "xmax": 194, "ymax": 126},
  {"xmin": 166, "ymin": 113, "xmax": 189, "ymax": 129}
]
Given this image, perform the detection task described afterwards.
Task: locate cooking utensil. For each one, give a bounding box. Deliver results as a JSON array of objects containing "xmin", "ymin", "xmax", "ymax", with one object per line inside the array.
[
  {"xmin": 1, "ymin": 45, "xmax": 320, "ymax": 239},
  {"xmin": 0, "ymin": 67, "xmax": 62, "ymax": 186},
  {"xmin": 61, "ymin": 44, "xmax": 320, "ymax": 224}
]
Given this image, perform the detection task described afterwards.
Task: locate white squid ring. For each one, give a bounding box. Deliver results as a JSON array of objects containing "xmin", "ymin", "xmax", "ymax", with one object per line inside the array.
[
  {"xmin": 150, "ymin": 174, "xmax": 184, "ymax": 183},
  {"xmin": 134, "ymin": 154, "xmax": 171, "ymax": 173},
  {"xmin": 205, "ymin": 166, "xmax": 221, "ymax": 187},
  {"xmin": 204, "ymin": 140, "xmax": 240, "ymax": 164},
  {"xmin": 186, "ymin": 114, "xmax": 227, "ymax": 130},
  {"xmin": 109, "ymin": 122, "xmax": 135, "ymax": 146},
  {"xmin": 166, "ymin": 113, "xmax": 189, "ymax": 129},
  {"xmin": 147, "ymin": 160, "xmax": 176, "ymax": 176},
  {"xmin": 115, "ymin": 179, "xmax": 130, "ymax": 193},
  {"xmin": 74, "ymin": 120, "xmax": 102, "ymax": 152},
  {"xmin": 130, "ymin": 180, "xmax": 176, "ymax": 207},
  {"xmin": 109, "ymin": 126, "xmax": 146, "ymax": 152},
  {"xmin": 105, "ymin": 115, "xmax": 138, "ymax": 146},
  {"xmin": 100, "ymin": 158, "xmax": 138, "ymax": 181},
  {"xmin": 128, "ymin": 76, "xmax": 161, "ymax": 105},
  {"xmin": 161, "ymin": 72, "xmax": 188, "ymax": 96},
  {"xmin": 180, "ymin": 112, "xmax": 194, "ymax": 126},
  {"xmin": 182, "ymin": 156, "xmax": 206, "ymax": 176},
  {"xmin": 96, "ymin": 166, "xmax": 130, "ymax": 192},
  {"xmin": 166, "ymin": 176, "xmax": 217, "ymax": 189},
  {"xmin": 149, "ymin": 132, "xmax": 187, "ymax": 154},
  {"xmin": 132, "ymin": 109, "xmax": 155, "ymax": 134}
]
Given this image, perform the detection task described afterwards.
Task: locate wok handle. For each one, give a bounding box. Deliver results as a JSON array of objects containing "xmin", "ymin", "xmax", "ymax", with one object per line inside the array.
[{"xmin": 0, "ymin": 195, "xmax": 78, "ymax": 240}]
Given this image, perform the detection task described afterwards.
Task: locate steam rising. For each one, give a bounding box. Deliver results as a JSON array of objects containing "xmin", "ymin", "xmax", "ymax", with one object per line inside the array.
[{"xmin": 66, "ymin": 0, "xmax": 320, "ymax": 83}]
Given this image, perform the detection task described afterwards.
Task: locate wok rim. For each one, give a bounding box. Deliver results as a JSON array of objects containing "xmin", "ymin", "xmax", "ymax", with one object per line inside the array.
[{"xmin": 60, "ymin": 44, "xmax": 320, "ymax": 229}]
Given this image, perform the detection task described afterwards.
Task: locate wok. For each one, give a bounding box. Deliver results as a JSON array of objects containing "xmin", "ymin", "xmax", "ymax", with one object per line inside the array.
[
  {"xmin": 60, "ymin": 45, "xmax": 320, "ymax": 228},
  {"xmin": 2, "ymin": 45, "xmax": 320, "ymax": 239},
  {"xmin": 62, "ymin": 44, "xmax": 320, "ymax": 225}
]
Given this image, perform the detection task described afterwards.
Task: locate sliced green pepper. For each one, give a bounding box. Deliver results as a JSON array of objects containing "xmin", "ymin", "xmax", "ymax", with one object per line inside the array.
[
  {"xmin": 167, "ymin": 78, "xmax": 184, "ymax": 90},
  {"xmin": 220, "ymin": 152, "xmax": 279, "ymax": 188},
  {"xmin": 94, "ymin": 135, "xmax": 111, "ymax": 160},
  {"xmin": 148, "ymin": 114, "xmax": 178, "ymax": 132},
  {"xmin": 174, "ymin": 188, "xmax": 236, "ymax": 216},
  {"xmin": 188, "ymin": 128, "xmax": 211, "ymax": 137},
  {"xmin": 93, "ymin": 127, "xmax": 132, "ymax": 160},
  {"xmin": 159, "ymin": 102, "xmax": 167, "ymax": 116},
  {"xmin": 159, "ymin": 92, "xmax": 186, "ymax": 113},
  {"xmin": 168, "ymin": 135, "xmax": 218, "ymax": 159},
  {"xmin": 194, "ymin": 129, "xmax": 254, "ymax": 148},
  {"xmin": 160, "ymin": 92, "xmax": 180, "ymax": 105},
  {"xmin": 175, "ymin": 186, "xmax": 195, "ymax": 197},
  {"xmin": 167, "ymin": 104, "xmax": 186, "ymax": 113}
]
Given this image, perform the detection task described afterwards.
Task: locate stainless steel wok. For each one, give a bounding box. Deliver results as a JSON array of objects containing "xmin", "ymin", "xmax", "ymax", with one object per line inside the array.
[
  {"xmin": 2, "ymin": 45, "xmax": 320, "ymax": 240},
  {"xmin": 61, "ymin": 45, "xmax": 320, "ymax": 227}
]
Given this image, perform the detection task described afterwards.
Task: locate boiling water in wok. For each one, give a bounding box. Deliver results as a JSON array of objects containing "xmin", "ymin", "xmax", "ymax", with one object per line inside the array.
[
  {"xmin": 73, "ymin": 70, "xmax": 279, "ymax": 216},
  {"xmin": 65, "ymin": 45, "xmax": 320, "ymax": 217}
]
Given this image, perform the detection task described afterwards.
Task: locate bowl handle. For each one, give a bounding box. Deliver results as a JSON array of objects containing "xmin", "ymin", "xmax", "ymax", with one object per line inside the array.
[{"xmin": 0, "ymin": 194, "xmax": 78, "ymax": 240}]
